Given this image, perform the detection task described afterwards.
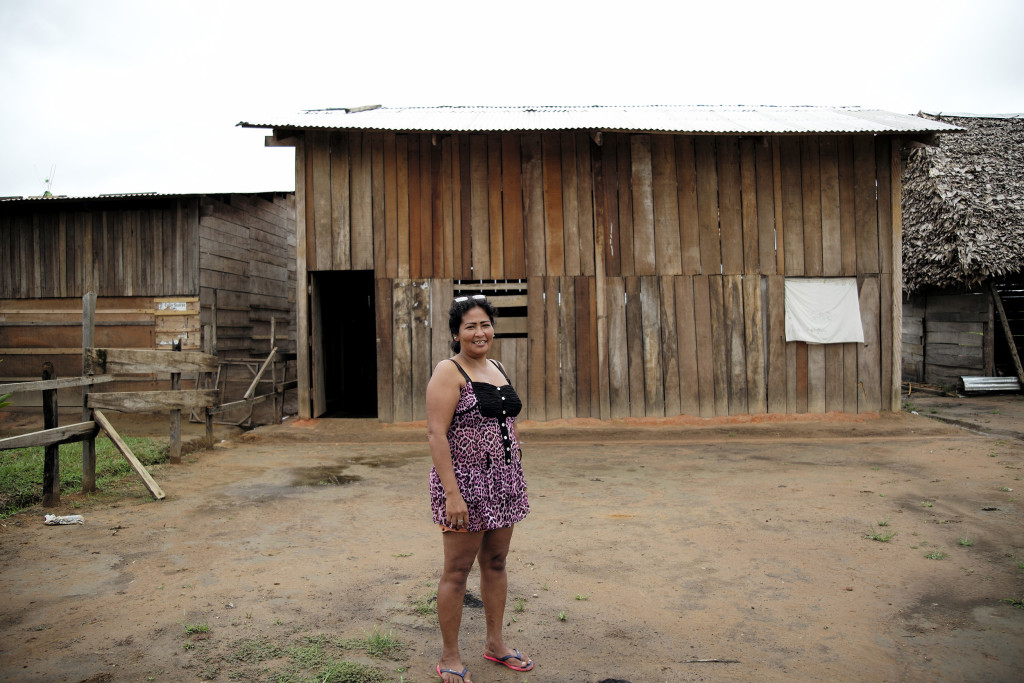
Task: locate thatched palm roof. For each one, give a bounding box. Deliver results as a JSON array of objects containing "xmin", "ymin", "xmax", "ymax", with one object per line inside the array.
[{"xmin": 902, "ymin": 113, "xmax": 1024, "ymax": 293}]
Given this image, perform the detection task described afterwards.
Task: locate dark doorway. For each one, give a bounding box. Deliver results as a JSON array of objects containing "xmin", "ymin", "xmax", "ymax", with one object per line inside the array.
[{"xmin": 313, "ymin": 270, "xmax": 377, "ymax": 417}]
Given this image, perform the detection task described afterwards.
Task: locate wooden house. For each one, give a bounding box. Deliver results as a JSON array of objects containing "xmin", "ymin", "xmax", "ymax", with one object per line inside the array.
[
  {"xmin": 239, "ymin": 105, "xmax": 956, "ymax": 421},
  {"xmin": 0, "ymin": 192, "xmax": 296, "ymax": 405},
  {"xmin": 901, "ymin": 113, "xmax": 1024, "ymax": 389}
]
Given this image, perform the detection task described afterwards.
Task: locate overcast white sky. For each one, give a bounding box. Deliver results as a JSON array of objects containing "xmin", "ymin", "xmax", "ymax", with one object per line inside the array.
[{"xmin": 1, "ymin": 0, "xmax": 1021, "ymax": 198}]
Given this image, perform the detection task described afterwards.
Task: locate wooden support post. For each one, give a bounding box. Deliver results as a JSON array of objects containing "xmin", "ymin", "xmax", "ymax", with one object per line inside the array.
[
  {"xmin": 890, "ymin": 137, "xmax": 904, "ymax": 411},
  {"xmin": 271, "ymin": 317, "xmax": 282, "ymax": 424},
  {"xmin": 295, "ymin": 135, "xmax": 312, "ymax": 419},
  {"xmin": 990, "ymin": 281, "xmax": 1024, "ymax": 385},
  {"xmin": 210, "ymin": 289, "xmax": 218, "ymax": 356},
  {"xmin": 170, "ymin": 339, "xmax": 182, "ymax": 464},
  {"xmin": 202, "ymin": 326, "xmax": 214, "ymax": 449},
  {"xmin": 81, "ymin": 291, "xmax": 97, "ymax": 493},
  {"xmin": 42, "ymin": 363, "xmax": 60, "ymax": 508}
]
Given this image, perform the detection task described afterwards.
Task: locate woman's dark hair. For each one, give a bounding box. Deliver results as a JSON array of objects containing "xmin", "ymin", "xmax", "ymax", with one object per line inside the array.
[{"xmin": 448, "ymin": 297, "xmax": 498, "ymax": 353}]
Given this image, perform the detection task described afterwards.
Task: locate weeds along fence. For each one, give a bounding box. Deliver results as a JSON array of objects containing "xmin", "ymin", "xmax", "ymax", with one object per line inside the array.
[{"xmin": 0, "ymin": 293, "xmax": 219, "ymax": 507}]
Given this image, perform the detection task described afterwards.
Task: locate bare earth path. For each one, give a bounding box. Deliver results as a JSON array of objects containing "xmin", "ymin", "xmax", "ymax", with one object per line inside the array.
[{"xmin": 1, "ymin": 406, "xmax": 1023, "ymax": 682}]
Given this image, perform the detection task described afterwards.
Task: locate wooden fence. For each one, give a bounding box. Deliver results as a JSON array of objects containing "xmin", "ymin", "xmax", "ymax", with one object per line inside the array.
[{"xmin": 0, "ymin": 293, "xmax": 219, "ymax": 506}]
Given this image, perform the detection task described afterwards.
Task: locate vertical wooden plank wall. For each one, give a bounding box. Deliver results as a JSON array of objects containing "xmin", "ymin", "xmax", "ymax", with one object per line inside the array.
[
  {"xmin": 197, "ymin": 193, "xmax": 297, "ymax": 358},
  {"xmin": 294, "ymin": 131, "xmax": 900, "ymax": 420},
  {"xmin": 1, "ymin": 198, "xmax": 201, "ymax": 299},
  {"xmin": 0, "ymin": 193, "xmax": 296, "ymax": 360}
]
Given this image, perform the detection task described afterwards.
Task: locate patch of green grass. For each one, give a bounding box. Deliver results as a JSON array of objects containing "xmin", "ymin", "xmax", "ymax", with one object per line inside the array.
[
  {"xmin": 877, "ymin": 517, "xmax": 890, "ymax": 527},
  {"xmin": 1017, "ymin": 561, "xmax": 1024, "ymax": 574},
  {"xmin": 924, "ymin": 550, "xmax": 948, "ymax": 560},
  {"xmin": 282, "ymin": 632, "xmax": 390, "ymax": 683},
  {"xmin": 902, "ymin": 401, "xmax": 917, "ymax": 412},
  {"xmin": 998, "ymin": 486, "xmax": 1013, "ymax": 492},
  {"xmin": 865, "ymin": 526, "xmax": 896, "ymax": 542},
  {"xmin": 338, "ymin": 626, "xmax": 404, "ymax": 660},
  {"xmin": 412, "ymin": 592, "xmax": 437, "ymax": 616},
  {"xmin": 0, "ymin": 435, "xmax": 166, "ymax": 518},
  {"xmin": 227, "ymin": 637, "xmax": 285, "ymax": 663},
  {"xmin": 557, "ymin": 610, "xmax": 567, "ymax": 621},
  {"xmin": 1001, "ymin": 595, "xmax": 1024, "ymax": 609},
  {"xmin": 220, "ymin": 629, "xmax": 395, "ymax": 683},
  {"xmin": 957, "ymin": 535, "xmax": 974, "ymax": 547},
  {"xmin": 290, "ymin": 634, "xmax": 327, "ymax": 668},
  {"xmin": 575, "ymin": 593, "xmax": 590, "ymax": 601},
  {"xmin": 184, "ymin": 622, "xmax": 210, "ymax": 636},
  {"xmin": 513, "ymin": 597, "xmax": 526, "ymax": 613},
  {"xmin": 391, "ymin": 552, "xmax": 413, "ymax": 558},
  {"xmin": 311, "ymin": 659, "xmax": 389, "ymax": 683},
  {"xmin": 920, "ymin": 500, "xmax": 934, "ymax": 508}
]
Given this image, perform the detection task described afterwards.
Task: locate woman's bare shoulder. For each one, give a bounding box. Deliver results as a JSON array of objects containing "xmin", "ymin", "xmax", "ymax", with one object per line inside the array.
[
  {"xmin": 431, "ymin": 357, "xmax": 457, "ymax": 376},
  {"xmin": 429, "ymin": 357, "xmax": 465, "ymax": 386}
]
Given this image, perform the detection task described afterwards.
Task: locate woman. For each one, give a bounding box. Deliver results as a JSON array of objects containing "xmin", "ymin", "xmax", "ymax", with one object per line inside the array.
[{"xmin": 426, "ymin": 295, "xmax": 533, "ymax": 683}]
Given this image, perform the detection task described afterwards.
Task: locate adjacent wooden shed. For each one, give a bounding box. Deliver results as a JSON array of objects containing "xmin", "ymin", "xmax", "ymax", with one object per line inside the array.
[
  {"xmin": 0, "ymin": 192, "xmax": 296, "ymax": 405},
  {"xmin": 901, "ymin": 113, "xmax": 1024, "ymax": 389},
  {"xmin": 240, "ymin": 105, "xmax": 956, "ymax": 422}
]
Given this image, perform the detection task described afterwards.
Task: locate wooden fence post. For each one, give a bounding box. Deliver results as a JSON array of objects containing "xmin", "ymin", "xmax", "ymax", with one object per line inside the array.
[
  {"xmin": 42, "ymin": 363, "xmax": 60, "ymax": 508},
  {"xmin": 169, "ymin": 339, "xmax": 182, "ymax": 463},
  {"xmin": 81, "ymin": 292, "xmax": 97, "ymax": 493}
]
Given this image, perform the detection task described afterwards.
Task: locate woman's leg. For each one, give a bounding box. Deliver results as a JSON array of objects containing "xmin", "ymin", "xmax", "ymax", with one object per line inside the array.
[
  {"xmin": 437, "ymin": 531, "xmax": 483, "ymax": 682},
  {"xmin": 478, "ymin": 526, "xmax": 532, "ymax": 669}
]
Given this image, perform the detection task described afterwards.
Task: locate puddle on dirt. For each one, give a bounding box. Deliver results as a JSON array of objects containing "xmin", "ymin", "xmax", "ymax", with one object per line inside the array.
[
  {"xmin": 349, "ymin": 456, "xmax": 407, "ymax": 469},
  {"xmin": 290, "ymin": 466, "xmax": 363, "ymax": 487},
  {"xmin": 288, "ymin": 451, "xmax": 420, "ymax": 485}
]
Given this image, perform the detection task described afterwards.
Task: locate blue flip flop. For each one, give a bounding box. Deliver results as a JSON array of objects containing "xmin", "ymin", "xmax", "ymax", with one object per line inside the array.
[
  {"xmin": 436, "ymin": 664, "xmax": 468, "ymax": 681},
  {"xmin": 484, "ymin": 648, "xmax": 534, "ymax": 671}
]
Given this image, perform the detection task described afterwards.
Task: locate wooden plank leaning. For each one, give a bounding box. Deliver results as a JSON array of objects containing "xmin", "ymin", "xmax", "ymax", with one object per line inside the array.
[
  {"xmin": 990, "ymin": 281, "xmax": 1024, "ymax": 385},
  {"xmin": 243, "ymin": 347, "xmax": 278, "ymax": 400},
  {"xmin": 92, "ymin": 410, "xmax": 165, "ymax": 500}
]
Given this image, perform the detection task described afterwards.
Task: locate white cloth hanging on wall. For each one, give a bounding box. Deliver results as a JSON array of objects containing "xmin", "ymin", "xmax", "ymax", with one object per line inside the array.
[{"xmin": 784, "ymin": 278, "xmax": 865, "ymax": 344}]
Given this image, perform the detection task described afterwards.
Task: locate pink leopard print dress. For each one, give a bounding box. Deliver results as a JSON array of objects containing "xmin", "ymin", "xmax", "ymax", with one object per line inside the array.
[{"xmin": 429, "ymin": 359, "xmax": 529, "ymax": 531}]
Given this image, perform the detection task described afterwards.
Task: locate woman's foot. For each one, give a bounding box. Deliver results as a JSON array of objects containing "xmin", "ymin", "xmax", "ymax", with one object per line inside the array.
[
  {"xmin": 483, "ymin": 646, "xmax": 533, "ymax": 671},
  {"xmin": 436, "ymin": 662, "xmax": 471, "ymax": 682}
]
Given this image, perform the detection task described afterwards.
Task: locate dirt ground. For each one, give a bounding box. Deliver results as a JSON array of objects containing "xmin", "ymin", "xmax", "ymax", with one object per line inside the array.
[{"xmin": 1, "ymin": 395, "xmax": 1023, "ymax": 683}]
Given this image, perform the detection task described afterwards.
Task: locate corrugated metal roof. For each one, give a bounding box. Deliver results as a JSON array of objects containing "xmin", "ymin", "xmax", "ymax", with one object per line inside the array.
[
  {"xmin": 0, "ymin": 191, "xmax": 290, "ymax": 204},
  {"xmin": 0, "ymin": 192, "xmax": 190, "ymax": 203},
  {"xmin": 239, "ymin": 105, "xmax": 961, "ymax": 134}
]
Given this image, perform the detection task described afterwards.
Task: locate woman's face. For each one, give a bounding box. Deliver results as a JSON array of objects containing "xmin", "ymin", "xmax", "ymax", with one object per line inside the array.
[{"xmin": 456, "ymin": 306, "xmax": 494, "ymax": 357}]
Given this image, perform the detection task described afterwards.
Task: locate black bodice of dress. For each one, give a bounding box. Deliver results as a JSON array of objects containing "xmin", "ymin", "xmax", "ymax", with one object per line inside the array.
[{"xmin": 471, "ymin": 381, "xmax": 522, "ymax": 419}]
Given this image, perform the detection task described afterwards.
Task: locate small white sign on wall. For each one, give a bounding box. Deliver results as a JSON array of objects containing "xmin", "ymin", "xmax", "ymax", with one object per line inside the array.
[{"xmin": 157, "ymin": 301, "xmax": 188, "ymax": 312}]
